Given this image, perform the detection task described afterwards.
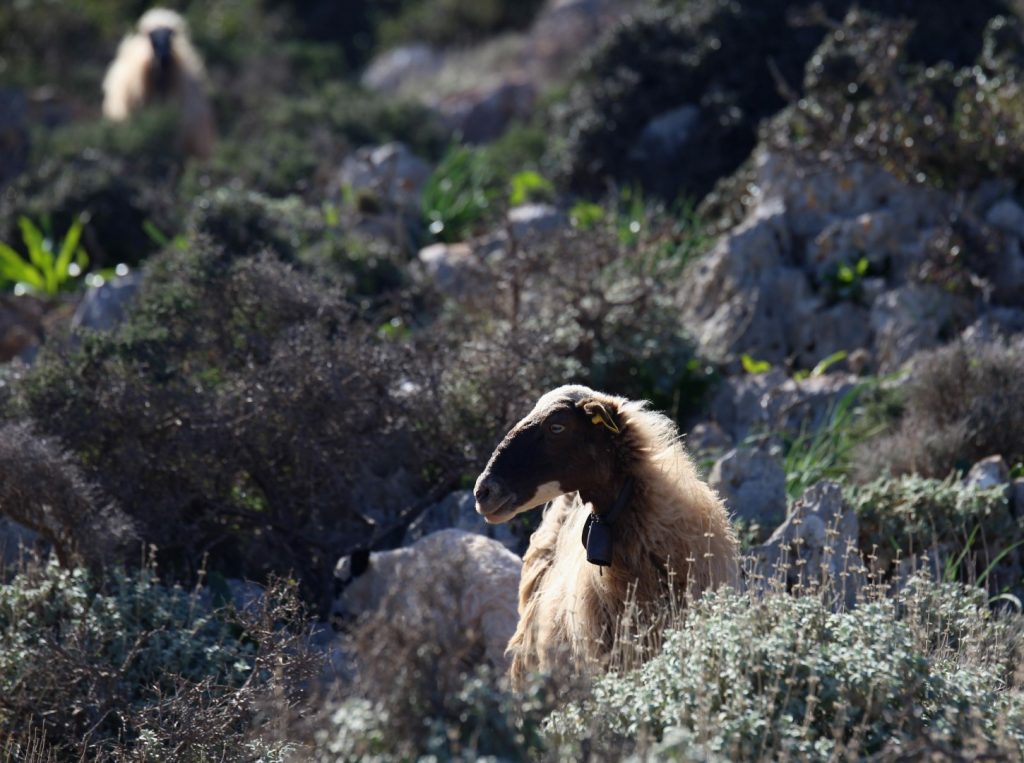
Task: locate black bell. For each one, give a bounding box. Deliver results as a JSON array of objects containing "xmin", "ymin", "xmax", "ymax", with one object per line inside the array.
[{"xmin": 583, "ymin": 514, "xmax": 613, "ymax": 566}]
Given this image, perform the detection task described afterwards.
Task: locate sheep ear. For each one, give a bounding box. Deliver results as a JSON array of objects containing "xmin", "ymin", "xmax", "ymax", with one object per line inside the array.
[
  {"xmin": 580, "ymin": 399, "xmax": 621, "ymax": 435},
  {"xmin": 351, "ymin": 549, "xmax": 371, "ymax": 578}
]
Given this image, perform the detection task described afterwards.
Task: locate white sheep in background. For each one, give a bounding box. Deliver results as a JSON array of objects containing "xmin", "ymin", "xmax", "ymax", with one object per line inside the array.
[
  {"xmin": 333, "ymin": 529, "xmax": 522, "ymax": 672},
  {"xmin": 102, "ymin": 7, "xmax": 216, "ymax": 159}
]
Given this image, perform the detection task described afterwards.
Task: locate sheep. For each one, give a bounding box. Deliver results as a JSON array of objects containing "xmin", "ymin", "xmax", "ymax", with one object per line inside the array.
[
  {"xmin": 332, "ymin": 529, "xmax": 522, "ymax": 672},
  {"xmin": 474, "ymin": 384, "xmax": 739, "ymax": 687},
  {"xmin": 102, "ymin": 7, "xmax": 216, "ymax": 159}
]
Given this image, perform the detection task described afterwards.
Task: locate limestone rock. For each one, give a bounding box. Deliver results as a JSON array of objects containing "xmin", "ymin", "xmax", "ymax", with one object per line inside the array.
[
  {"xmin": 362, "ymin": 45, "xmax": 444, "ymax": 94},
  {"xmin": 709, "ymin": 446, "xmax": 787, "ymax": 528},
  {"xmin": 870, "ymin": 285, "xmax": 961, "ymax": 372},
  {"xmin": 71, "ymin": 273, "xmax": 141, "ymax": 334},
  {"xmin": 685, "ymin": 421, "xmax": 734, "ymax": 454},
  {"xmin": 338, "ymin": 142, "xmax": 432, "ymax": 221},
  {"xmin": 508, "ymin": 203, "xmax": 565, "ymax": 240},
  {"xmin": 417, "ymin": 242, "xmax": 483, "ymax": 298},
  {"xmin": 986, "ymin": 197, "xmax": 1024, "ymax": 239},
  {"xmin": 748, "ymin": 480, "xmax": 865, "ymax": 610},
  {"xmin": 435, "ymin": 80, "xmax": 536, "ymax": 143},
  {"xmin": 964, "ymin": 455, "xmax": 1009, "ymax": 490}
]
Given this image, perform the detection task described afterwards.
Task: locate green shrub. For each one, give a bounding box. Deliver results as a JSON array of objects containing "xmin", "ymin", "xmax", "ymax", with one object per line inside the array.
[
  {"xmin": 855, "ymin": 340, "xmax": 1024, "ymax": 479},
  {"xmin": 546, "ymin": 579, "xmax": 1024, "ymax": 759},
  {"xmin": 184, "ymin": 83, "xmax": 448, "ymax": 199},
  {"xmin": 0, "ymin": 151, "xmax": 179, "ymax": 269},
  {"xmin": 7, "ymin": 203, "xmax": 565, "ymax": 608},
  {"xmin": 422, "ymin": 126, "xmax": 548, "ymax": 242},
  {"xmin": 376, "ymin": 0, "xmax": 546, "ymax": 50},
  {"xmin": 0, "ymin": 559, "xmax": 315, "ymax": 760},
  {"xmin": 849, "ymin": 474, "xmax": 1022, "ymax": 592},
  {"xmin": 422, "ymin": 145, "xmax": 505, "ymax": 242},
  {"xmin": 550, "ymin": 0, "xmax": 1015, "ymax": 203},
  {"xmin": 771, "ymin": 11, "xmax": 1024, "ymax": 190}
]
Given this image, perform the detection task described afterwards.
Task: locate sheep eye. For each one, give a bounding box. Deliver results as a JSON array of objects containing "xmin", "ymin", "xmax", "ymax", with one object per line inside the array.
[{"xmin": 548, "ymin": 423, "xmax": 566, "ymax": 435}]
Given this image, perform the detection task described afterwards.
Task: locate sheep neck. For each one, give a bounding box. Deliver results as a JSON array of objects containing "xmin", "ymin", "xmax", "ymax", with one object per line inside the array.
[{"xmin": 597, "ymin": 475, "xmax": 635, "ymax": 525}]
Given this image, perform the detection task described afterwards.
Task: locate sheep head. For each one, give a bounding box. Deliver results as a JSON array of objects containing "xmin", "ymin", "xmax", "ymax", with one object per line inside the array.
[
  {"xmin": 138, "ymin": 8, "xmax": 187, "ymax": 73},
  {"xmin": 474, "ymin": 385, "xmax": 627, "ymax": 524}
]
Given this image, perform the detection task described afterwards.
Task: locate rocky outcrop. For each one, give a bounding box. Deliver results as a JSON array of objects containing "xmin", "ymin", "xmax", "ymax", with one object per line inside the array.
[
  {"xmin": 747, "ymin": 480, "xmax": 865, "ymax": 610},
  {"xmin": 682, "ymin": 149, "xmax": 992, "ymax": 373},
  {"xmin": 709, "ymin": 445, "xmax": 786, "ymax": 529}
]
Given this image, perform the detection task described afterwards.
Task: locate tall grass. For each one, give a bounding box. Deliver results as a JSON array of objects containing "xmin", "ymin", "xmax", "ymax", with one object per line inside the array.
[{"xmin": 784, "ymin": 381, "xmax": 887, "ymax": 499}]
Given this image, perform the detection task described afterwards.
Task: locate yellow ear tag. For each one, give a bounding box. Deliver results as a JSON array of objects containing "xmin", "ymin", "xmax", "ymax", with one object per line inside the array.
[{"xmin": 591, "ymin": 413, "xmax": 621, "ymax": 434}]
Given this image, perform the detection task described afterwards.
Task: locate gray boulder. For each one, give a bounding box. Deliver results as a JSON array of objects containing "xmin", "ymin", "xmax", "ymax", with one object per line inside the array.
[
  {"xmin": 964, "ymin": 455, "xmax": 1009, "ymax": 491},
  {"xmin": 870, "ymin": 285, "xmax": 962, "ymax": 372},
  {"xmin": 986, "ymin": 197, "xmax": 1024, "ymax": 240},
  {"xmin": 709, "ymin": 446, "xmax": 786, "ymax": 529},
  {"xmin": 0, "ymin": 516, "xmax": 38, "ymax": 569},
  {"xmin": 71, "ymin": 273, "xmax": 141, "ymax": 334},
  {"xmin": 433, "ymin": 80, "xmax": 536, "ymax": 143},
  {"xmin": 338, "ymin": 142, "xmax": 432, "ymax": 222},
  {"xmin": 748, "ymin": 480, "xmax": 865, "ymax": 610},
  {"xmin": 627, "ymin": 104, "xmax": 700, "ymax": 179},
  {"xmin": 681, "ymin": 202, "xmax": 812, "ymax": 366},
  {"xmin": 508, "ymin": 203, "xmax": 565, "ymax": 240},
  {"xmin": 417, "ymin": 242, "xmax": 483, "ymax": 298},
  {"xmin": 685, "ymin": 421, "xmax": 734, "ymax": 454},
  {"xmin": 708, "ymin": 370, "xmax": 859, "ymax": 443},
  {"xmin": 361, "ymin": 45, "xmax": 444, "ymax": 94}
]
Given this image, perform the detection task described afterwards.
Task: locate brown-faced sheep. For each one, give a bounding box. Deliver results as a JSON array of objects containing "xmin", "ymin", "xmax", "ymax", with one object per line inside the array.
[
  {"xmin": 474, "ymin": 384, "xmax": 739, "ymax": 687},
  {"xmin": 332, "ymin": 529, "xmax": 522, "ymax": 672},
  {"xmin": 102, "ymin": 7, "xmax": 215, "ymax": 159}
]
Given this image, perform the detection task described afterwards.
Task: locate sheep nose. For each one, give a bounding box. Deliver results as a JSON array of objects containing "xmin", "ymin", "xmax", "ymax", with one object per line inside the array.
[{"xmin": 474, "ymin": 474, "xmax": 508, "ymax": 514}]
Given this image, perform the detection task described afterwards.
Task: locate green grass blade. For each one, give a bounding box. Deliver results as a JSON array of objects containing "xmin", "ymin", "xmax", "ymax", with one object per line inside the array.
[
  {"xmin": 0, "ymin": 241, "xmax": 34, "ymax": 284},
  {"xmin": 976, "ymin": 538, "xmax": 1024, "ymax": 587},
  {"xmin": 54, "ymin": 218, "xmax": 84, "ymax": 285},
  {"xmin": 18, "ymin": 216, "xmax": 50, "ymax": 274},
  {"xmin": 944, "ymin": 524, "xmax": 979, "ymax": 583}
]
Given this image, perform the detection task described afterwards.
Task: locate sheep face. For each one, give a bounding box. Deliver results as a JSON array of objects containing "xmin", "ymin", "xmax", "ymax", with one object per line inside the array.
[{"xmin": 474, "ymin": 385, "xmax": 622, "ymax": 524}]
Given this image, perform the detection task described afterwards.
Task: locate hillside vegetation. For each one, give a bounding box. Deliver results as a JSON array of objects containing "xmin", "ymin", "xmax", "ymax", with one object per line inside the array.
[{"xmin": 2, "ymin": 0, "xmax": 1024, "ymax": 759}]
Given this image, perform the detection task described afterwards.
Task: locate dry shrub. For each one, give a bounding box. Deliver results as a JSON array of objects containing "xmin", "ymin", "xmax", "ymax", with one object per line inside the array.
[
  {"xmin": 0, "ymin": 559, "xmax": 318, "ymax": 761},
  {"xmin": 0, "ymin": 421, "xmax": 138, "ymax": 570},
  {"xmin": 427, "ymin": 210, "xmax": 715, "ymax": 421},
  {"xmin": 7, "ymin": 212, "xmax": 570, "ymax": 609},
  {"xmin": 13, "ymin": 237, "xmax": 433, "ymax": 611},
  {"xmin": 772, "ymin": 10, "xmax": 1024, "ymax": 189},
  {"xmin": 856, "ymin": 339, "xmax": 1024, "ymax": 478}
]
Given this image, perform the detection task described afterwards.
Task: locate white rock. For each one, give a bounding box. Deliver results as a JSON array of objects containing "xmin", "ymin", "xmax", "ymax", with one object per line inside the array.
[{"xmin": 964, "ymin": 455, "xmax": 1009, "ymax": 490}]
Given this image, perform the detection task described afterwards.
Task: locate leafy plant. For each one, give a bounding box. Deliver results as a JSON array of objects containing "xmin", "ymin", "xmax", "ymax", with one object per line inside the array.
[
  {"xmin": 849, "ymin": 473, "xmax": 1022, "ymax": 591},
  {"xmin": 422, "ymin": 145, "xmax": 503, "ymax": 242},
  {"xmin": 740, "ymin": 353, "xmax": 772, "ymax": 375},
  {"xmin": 508, "ymin": 170, "xmax": 554, "ymax": 206},
  {"xmin": 545, "ymin": 577, "xmax": 1024, "ymax": 759},
  {"xmin": 784, "ymin": 381, "xmax": 885, "ymax": 498},
  {"xmin": 0, "ymin": 216, "xmax": 88, "ymax": 296}
]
